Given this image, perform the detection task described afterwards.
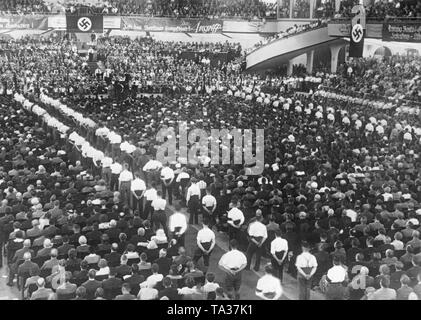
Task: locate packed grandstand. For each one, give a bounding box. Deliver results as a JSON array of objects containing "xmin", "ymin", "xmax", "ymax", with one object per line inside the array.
[
  {"xmin": 0, "ymin": 0, "xmax": 419, "ymax": 18},
  {"xmin": 0, "ymin": 0, "xmax": 420, "ymax": 302}
]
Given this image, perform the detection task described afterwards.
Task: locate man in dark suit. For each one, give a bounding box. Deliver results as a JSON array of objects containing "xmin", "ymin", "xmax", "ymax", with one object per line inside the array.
[
  {"xmin": 406, "ymin": 254, "xmax": 421, "ymax": 287},
  {"xmin": 36, "ymin": 239, "xmax": 53, "ymax": 258},
  {"xmin": 114, "ymin": 282, "xmax": 136, "ymax": 300},
  {"xmin": 82, "ymin": 269, "xmax": 103, "ymax": 300},
  {"xmin": 115, "ymin": 254, "xmax": 132, "ymax": 279},
  {"xmin": 69, "ymin": 224, "xmax": 82, "ymax": 246},
  {"xmin": 15, "ymin": 252, "xmax": 40, "ymax": 286},
  {"xmin": 86, "ymin": 223, "xmax": 102, "ymax": 247},
  {"xmin": 56, "ymin": 272, "xmax": 77, "ymax": 300},
  {"xmin": 72, "ymin": 260, "xmax": 89, "ymax": 286},
  {"xmin": 57, "ymin": 236, "xmax": 74, "ymax": 257},
  {"xmin": 76, "ymin": 236, "xmax": 90, "ymax": 256},
  {"xmin": 42, "ymin": 223, "xmax": 59, "ymax": 238},
  {"xmin": 12, "ymin": 239, "xmax": 34, "ymax": 264},
  {"xmin": 125, "ymin": 264, "xmax": 144, "ymax": 296},
  {"xmin": 104, "ymin": 243, "xmax": 121, "ymax": 268},
  {"xmin": 154, "ymin": 249, "xmax": 172, "ymax": 276},
  {"xmin": 101, "ymin": 268, "xmax": 123, "ymax": 300},
  {"xmin": 96, "ymin": 234, "xmax": 111, "ymax": 256},
  {"xmin": 41, "ymin": 248, "xmax": 59, "ymax": 271},
  {"xmin": 26, "ymin": 220, "xmax": 43, "ymax": 238},
  {"xmin": 106, "ymin": 220, "xmax": 121, "ymax": 243},
  {"xmin": 158, "ymin": 276, "xmax": 181, "ymax": 300}
]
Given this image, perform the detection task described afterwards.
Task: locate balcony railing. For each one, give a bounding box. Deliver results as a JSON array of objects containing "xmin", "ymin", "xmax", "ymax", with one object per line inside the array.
[{"xmin": 246, "ymin": 21, "xmax": 328, "ymax": 56}]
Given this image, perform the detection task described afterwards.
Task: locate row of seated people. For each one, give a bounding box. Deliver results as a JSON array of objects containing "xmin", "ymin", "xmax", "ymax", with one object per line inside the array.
[
  {"xmin": 336, "ymin": 0, "xmax": 421, "ymax": 19},
  {"xmin": 15, "ymin": 238, "xmax": 225, "ymax": 300},
  {"xmin": 13, "ymin": 0, "xmax": 278, "ymax": 18}
]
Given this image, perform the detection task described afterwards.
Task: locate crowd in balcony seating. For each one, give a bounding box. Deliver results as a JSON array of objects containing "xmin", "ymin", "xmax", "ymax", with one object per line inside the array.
[
  {"xmin": 246, "ymin": 19, "xmax": 328, "ymax": 53},
  {"xmin": 2, "ymin": 0, "xmax": 421, "ymax": 20},
  {"xmin": 335, "ymin": 0, "xmax": 421, "ymax": 19},
  {"xmin": 0, "ymin": 0, "xmax": 49, "ymax": 14},
  {"xmin": 0, "ymin": 33, "xmax": 421, "ymax": 301},
  {"xmin": 62, "ymin": 0, "xmax": 278, "ymax": 19}
]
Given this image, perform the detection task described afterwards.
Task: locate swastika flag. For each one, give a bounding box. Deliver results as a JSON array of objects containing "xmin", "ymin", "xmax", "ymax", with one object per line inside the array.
[
  {"xmin": 66, "ymin": 15, "xmax": 103, "ymax": 33},
  {"xmin": 349, "ymin": 23, "xmax": 365, "ymax": 58}
]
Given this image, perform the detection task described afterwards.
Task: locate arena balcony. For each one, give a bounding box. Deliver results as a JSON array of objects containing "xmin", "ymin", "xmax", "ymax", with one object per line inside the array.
[{"xmin": 246, "ymin": 15, "xmax": 421, "ymax": 74}]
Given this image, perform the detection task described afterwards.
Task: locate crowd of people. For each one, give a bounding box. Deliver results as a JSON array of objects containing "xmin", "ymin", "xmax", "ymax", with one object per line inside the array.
[
  {"xmin": 0, "ymin": 0, "xmax": 278, "ymax": 19},
  {"xmin": 103, "ymin": 0, "xmax": 279, "ymax": 19},
  {"xmin": 1, "ymin": 0, "xmax": 421, "ymax": 21},
  {"xmin": 0, "ymin": 29, "xmax": 421, "ymax": 301},
  {"xmin": 246, "ymin": 19, "xmax": 327, "ymax": 53},
  {"xmin": 335, "ymin": 0, "xmax": 421, "ymax": 19},
  {"xmin": 323, "ymin": 55, "xmax": 421, "ymax": 104},
  {"xmin": 0, "ymin": 0, "xmax": 49, "ymax": 14}
]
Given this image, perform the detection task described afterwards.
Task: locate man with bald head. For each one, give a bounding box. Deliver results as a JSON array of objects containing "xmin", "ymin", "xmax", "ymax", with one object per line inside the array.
[
  {"xmin": 36, "ymin": 239, "xmax": 53, "ymax": 258},
  {"xmin": 105, "ymin": 243, "xmax": 121, "ymax": 268},
  {"xmin": 41, "ymin": 248, "xmax": 60, "ymax": 271},
  {"xmin": 30, "ymin": 278, "xmax": 54, "ymax": 300}
]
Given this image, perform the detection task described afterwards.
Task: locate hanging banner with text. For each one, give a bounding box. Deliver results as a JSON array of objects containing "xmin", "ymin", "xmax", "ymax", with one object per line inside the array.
[
  {"xmin": 121, "ymin": 17, "xmax": 223, "ymax": 33},
  {"xmin": 382, "ymin": 21, "xmax": 421, "ymax": 42},
  {"xmin": 0, "ymin": 15, "xmax": 48, "ymax": 30},
  {"xmin": 328, "ymin": 21, "xmax": 382, "ymax": 38}
]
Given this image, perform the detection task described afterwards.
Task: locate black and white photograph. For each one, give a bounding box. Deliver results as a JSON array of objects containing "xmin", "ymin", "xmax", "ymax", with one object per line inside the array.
[{"xmin": 0, "ymin": 0, "xmax": 420, "ymax": 311}]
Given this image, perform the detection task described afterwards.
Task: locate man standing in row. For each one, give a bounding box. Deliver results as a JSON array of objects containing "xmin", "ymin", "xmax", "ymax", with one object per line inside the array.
[
  {"xmin": 131, "ymin": 172, "xmax": 146, "ymax": 215},
  {"xmin": 186, "ymin": 177, "xmax": 201, "ymax": 225},
  {"xmin": 202, "ymin": 188, "xmax": 217, "ymax": 227},
  {"xmin": 296, "ymin": 241, "xmax": 318, "ymax": 300},
  {"xmin": 246, "ymin": 214, "xmax": 267, "ymax": 272},
  {"xmin": 193, "ymin": 218, "xmax": 215, "ymax": 272},
  {"xmin": 160, "ymin": 166, "xmax": 175, "ymax": 206},
  {"xmin": 270, "ymin": 230, "xmax": 288, "ymax": 283},
  {"xmin": 168, "ymin": 204, "xmax": 188, "ymax": 246},
  {"xmin": 118, "ymin": 163, "xmax": 133, "ymax": 207},
  {"xmin": 218, "ymin": 239, "xmax": 247, "ymax": 300},
  {"xmin": 255, "ymin": 264, "xmax": 283, "ymax": 300}
]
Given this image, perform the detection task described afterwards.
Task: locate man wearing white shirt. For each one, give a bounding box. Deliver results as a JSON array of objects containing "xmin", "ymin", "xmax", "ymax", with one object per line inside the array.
[
  {"xmin": 325, "ymin": 256, "xmax": 348, "ymax": 300},
  {"xmin": 270, "ymin": 230, "xmax": 288, "ymax": 282},
  {"xmin": 143, "ymin": 182, "xmax": 157, "ymax": 220},
  {"xmin": 218, "ymin": 239, "xmax": 247, "ymax": 300},
  {"xmin": 118, "ymin": 163, "xmax": 133, "ymax": 207},
  {"xmin": 160, "ymin": 166, "xmax": 175, "ymax": 205},
  {"xmin": 131, "ymin": 172, "xmax": 146, "ymax": 216},
  {"xmin": 151, "ymin": 191, "xmax": 167, "ymax": 234},
  {"xmin": 110, "ymin": 161, "xmax": 122, "ymax": 191},
  {"xmin": 227, "ymin": 202, "xmax": 245, "ymax": 242},
  {"xmin": 296, "ymin": 241, "xmax": 318, "ymax": 300},
  {"xmin": 256, "ymin": 264, "xmax": 283, "ymax": 300},
  {"xmin": 176, "ymin": 168, "xmax": 190, "ymax": 205},
  {"xmin": 186, "ymin": 177, "xmax": 201, "ymax": 225},
  {"xmin": 193, "ymin": 218, "xmax": 215, "ymax": 269},
  {"xmin": 168, "ymin": 204, "xmax": 188, "ymax": 246},
  {"xmin": 202, "ymin": 188, "xmax": 217, "ymax": 227},
  {"xmin": 246, "ymin": 214, "xmax": 268, "ymax": 272}
]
